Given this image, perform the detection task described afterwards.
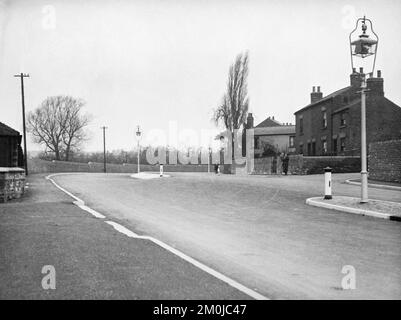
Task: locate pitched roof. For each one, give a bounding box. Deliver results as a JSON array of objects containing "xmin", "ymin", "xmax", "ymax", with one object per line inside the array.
[
  {"xmin": 294, "ymin": 86, "xmax": 352, "ymax": 114},
  {"xmin": 254, "ymin": 125, "xmax": 295, "ymax": 136},
  {"xmin": 0, "ymin": 122, "xmax": 20, "ymax": 136},
  {"xmin": 255, "ymin": 117, "xmax": 282, "ymax": 128}
]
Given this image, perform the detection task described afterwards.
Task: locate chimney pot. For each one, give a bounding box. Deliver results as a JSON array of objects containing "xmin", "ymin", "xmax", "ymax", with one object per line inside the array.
[
  {"xmin": 312, "ymin": 86, "xmax": 315, "ymax": 92},
  {"xmin": 377, "ymin": 70, "xmax": 381, "ymax": 78},
  {"xmin": 317, "ymin": 86, "xmax": 320, "ymax": 93},
  {"xmin": 352, "ymin": 67, "xmax": 356, "ymax": 73},
  {"xmin": 359, "ymin": 67, "xmax": 363, "ymax": 74}
]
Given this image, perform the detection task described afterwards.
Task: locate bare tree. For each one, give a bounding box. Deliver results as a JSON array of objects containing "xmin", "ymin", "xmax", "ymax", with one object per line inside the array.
[
  {"xmin": 213, "ymin": 52, "xmax": 250, "ymax": 160},
  {"xmin": 27, "ymin": 95, "xmax": 91, "ymax": 161}
]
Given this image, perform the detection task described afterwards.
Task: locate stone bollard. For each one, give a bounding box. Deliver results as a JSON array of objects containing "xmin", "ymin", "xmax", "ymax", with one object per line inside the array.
[
  {"xmin": 160, "ymin": 164, "xmax": 163, "ymax": 177},
  {"xmin": 324, "ymin": 167, "xmax": 332, "ymax": 199}
]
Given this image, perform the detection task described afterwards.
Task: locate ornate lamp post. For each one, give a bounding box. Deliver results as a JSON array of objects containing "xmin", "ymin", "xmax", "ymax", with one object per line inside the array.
[
  {"xmin": 136, "ymin": 125, "xmax": 142, "ymax": 174},
  {"xmin": 349, "ymin": 16, "xmax": 378, "ymax": 203}
]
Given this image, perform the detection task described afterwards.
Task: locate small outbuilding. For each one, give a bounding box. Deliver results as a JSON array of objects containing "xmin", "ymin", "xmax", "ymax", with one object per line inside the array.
[
  {"xmin": 0, "ymin": 122, "xmax": 25, "ymax": 202},
  {"xmin": 0, "ymin": 121, "xmax": 24, "ymax": 167}
]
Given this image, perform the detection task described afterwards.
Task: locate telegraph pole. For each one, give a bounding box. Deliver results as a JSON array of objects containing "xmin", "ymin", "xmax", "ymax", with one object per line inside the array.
[
  {"xmin": 14, "ymin": 73, "xmax": 30, "ymax": 175},
  {"xmin": 101, "ymin": 126, "xmax": 108, "ymax": 173}
]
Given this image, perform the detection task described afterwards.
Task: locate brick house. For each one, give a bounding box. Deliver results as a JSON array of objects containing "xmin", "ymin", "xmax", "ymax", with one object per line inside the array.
[
  {"xmin": 294, "ymin": 69, "xmax": 401, "ymax": 156},
  {"xmin": 243, "ymin": 113, "xmax": 295, "ymax": 157}
]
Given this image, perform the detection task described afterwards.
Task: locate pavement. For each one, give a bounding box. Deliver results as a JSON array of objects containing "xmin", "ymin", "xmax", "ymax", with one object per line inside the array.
[
  {"xmin": 45, "ymin": 172, "xmax": 401, "ymax": 299},
  {"xmin": 307, "ymin": 196, "xmax": 401, "ymax": 220},
  {"xmin": 345, "ymin": 178, "xmax": 401, "ymax": 191},
  {"xmin": 0, "ymin": 174, "xmax": 250, "ymax": 299}
]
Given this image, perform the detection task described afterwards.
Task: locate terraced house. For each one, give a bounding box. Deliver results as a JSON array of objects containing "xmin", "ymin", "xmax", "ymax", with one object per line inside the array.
[{"xmin": 294, "ymin": 69, "xmax": 401, "ymax": 156}]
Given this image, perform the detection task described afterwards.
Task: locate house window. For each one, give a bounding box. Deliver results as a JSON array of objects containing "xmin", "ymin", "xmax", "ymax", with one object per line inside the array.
[
  {"xmin": 307, "ymin": 143, "xmax": 311, "ymax": 155},
  {"xmin": 299, "ymin": 143, "xmax": 303, "ymax": 154},
  {"xmin": 312, "ymin": 142, "xmax": 316, "ymax": 156},
  {"xmin": 289, "ymin": 136, "xmax": 295, "ymax": 148},
  {"xmin": 322, "ymin": 139, "xmax": 327, "ymax": 154},
  {"xmin": 333, "ymin": 138, "xmax": 338, "ymax": 154},
  {"xmin": 299, "ymin": 117, "xmax": 303, "ymax": 134},
  {"xmin": 322, "ymin": 112, "xmax": 327, "ymax": 129},
  {"xmin": 340, "ymin": 113, "xmax": 346, "ymax": 126},
  {"xmin": 340, "ymin": 137, "xmax": 346, "ymax": 152}
]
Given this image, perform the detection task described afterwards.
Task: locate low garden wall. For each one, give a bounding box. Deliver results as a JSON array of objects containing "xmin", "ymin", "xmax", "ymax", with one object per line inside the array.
[
  {"xmin": 28, "ymin": 158, "xmax": 209, "ymax": 174},
  {"xmin": 252, "ymin": 155, "xmax": 360, "ymax": 175},
  {"xmin": 288, "ymin": 155, "xmax": 361, "ymax": 175},
  {"xmin": 0, "ymin": 167, "xmax": 25, "ymax": 203}
]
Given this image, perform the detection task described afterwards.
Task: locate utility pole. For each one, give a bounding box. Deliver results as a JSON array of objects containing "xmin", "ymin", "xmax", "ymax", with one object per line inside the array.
[
  {"xmin": 101, "ymin": 126, "xmax": 108, "ymax": 173},
  {"xmin": 14, "ymin": 73, "xmax": 30, "ymax": 175}
]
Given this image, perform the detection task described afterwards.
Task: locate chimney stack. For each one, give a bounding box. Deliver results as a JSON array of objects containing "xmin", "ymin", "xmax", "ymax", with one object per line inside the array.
[
  {"xmin": 350, "ymin": 69, "xmax": 364, "ymax": 88},
  {"xmin": 311, "ymin": 86, "xmax": 323, "ymax": 103},
  {"xmin": 367, "ymin": 70, "xmax": 384, "ymax": 96},
  {"xmin": 246, "ymin": 113, "xmax": 254, "ymax": 128}
]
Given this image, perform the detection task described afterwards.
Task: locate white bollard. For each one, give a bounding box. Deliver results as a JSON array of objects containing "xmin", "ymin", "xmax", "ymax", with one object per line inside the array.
[
  {"xmin": 160, "ymin": 164, "xmax": 163, "ymax": 177},
  {"xmin": 217, "ymin": 164, "xmax": 220, "ymax": 175},
  {"xmin": 324, "ymin": 167, "xmax": 332, "ymax": 199}
]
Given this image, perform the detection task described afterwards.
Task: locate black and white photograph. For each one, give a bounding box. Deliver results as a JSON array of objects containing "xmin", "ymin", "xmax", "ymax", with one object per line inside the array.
[{"xmin": 1, "ymin": 0, "xmax": 400, "ymax": 311}]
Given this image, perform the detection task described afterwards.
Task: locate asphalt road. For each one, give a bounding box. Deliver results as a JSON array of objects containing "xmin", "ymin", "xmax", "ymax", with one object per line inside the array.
[
  {"xmin": 0, "ymin": 174, "xmax": 249, "ymax": 299},
  {"xmin": 50, "ymin": 172, "xmax": 401, "ymax": 299}
]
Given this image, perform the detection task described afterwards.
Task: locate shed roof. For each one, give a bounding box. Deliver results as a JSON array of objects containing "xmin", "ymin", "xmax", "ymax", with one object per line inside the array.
[{"xmin": 0, "ymin": 122, "xmax": 20, "ymax": 136}]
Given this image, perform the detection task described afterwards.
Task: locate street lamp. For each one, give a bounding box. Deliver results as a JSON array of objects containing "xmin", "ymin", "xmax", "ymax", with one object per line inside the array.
[
  {"xmin": 349, "ymin": 16, "xmax": 379, "ymax": 203},
  {"xmin": 136, "ymin": 125, "xmax": 142, "ymax": 174},
  {"xmin": 208, "ymin": 146, "xmax": 212, "ymax": 173}
]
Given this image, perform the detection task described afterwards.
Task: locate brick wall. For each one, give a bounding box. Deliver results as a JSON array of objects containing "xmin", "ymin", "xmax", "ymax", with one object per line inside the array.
[
  {"xmin": 288, "ymin": 155, "xmax": 360, "ymax": 175},
  {"xmin": 0, "ymin": 168, "xmax": 25, "ymax": 203},
  {"xmin": 252, "ymin": 157, "xmax": 282, "ymax": 175},
  {"xmin": 369, "ymin": 139, "xmax": 401, "ymax": 183}
]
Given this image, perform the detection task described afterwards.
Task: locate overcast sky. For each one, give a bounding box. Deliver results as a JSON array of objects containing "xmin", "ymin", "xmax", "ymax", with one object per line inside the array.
[{"xmin": 1, "ymin": 0, "xmax": 401, "ymax": 152}]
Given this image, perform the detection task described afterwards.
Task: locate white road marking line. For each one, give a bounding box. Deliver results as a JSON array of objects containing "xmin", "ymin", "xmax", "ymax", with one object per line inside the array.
[
  {"xmin": 46, "ymin": 173, "xmax": 105, "ymax": 219},
  {"xmin": 46, "ymin": 173, "xmax": 269, "ymax": 300},
  {"xmin": 106, "ymin": 221, "xmax": 140, "ymax": 237},
  {"xmin": 105, "ymin": 220, "xmax": 269, "ymax": 300},
  {"xmin": 74, "ymin": 202, "xmax": 106, "ymax": 219},
  {"xmin": 46, "ymin": 173, "xmax": 83, "ymax": 203}
]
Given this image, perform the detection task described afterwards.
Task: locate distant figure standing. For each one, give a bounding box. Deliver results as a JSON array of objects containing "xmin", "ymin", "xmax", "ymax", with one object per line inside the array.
[
  {"xmin": 214, "ymin": 164, "xmax": 219, "ymax": 174},
  {"xmin": 282, "ymin": 153, "xmax": 289, "ymax": 175}
]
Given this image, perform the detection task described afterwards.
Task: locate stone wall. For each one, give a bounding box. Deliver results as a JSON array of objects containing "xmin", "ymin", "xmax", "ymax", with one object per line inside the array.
[
  {"xmin": 0, "ymin": 167, "xmax": 25, "ymax": 203},
  {"xmin": 369, "ymin": 139, "xmax": 401, "ymax": 183}
]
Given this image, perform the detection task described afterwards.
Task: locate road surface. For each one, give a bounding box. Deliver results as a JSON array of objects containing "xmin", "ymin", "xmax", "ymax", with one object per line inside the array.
[{"xmin": 50, "ymin": 172, "xmax": 401, "ymax": 299}]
